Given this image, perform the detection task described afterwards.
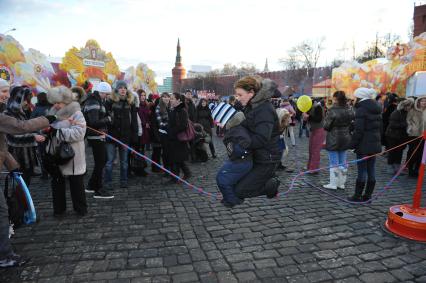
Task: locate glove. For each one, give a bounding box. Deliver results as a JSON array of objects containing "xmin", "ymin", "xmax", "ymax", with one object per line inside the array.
[
  {"xmin": 45, "ymin": 115, "xmax": 57, "ymax": 124},
  {"xmin": 9, "ymin": 168, "xmax": 21, "ymax": 178}
]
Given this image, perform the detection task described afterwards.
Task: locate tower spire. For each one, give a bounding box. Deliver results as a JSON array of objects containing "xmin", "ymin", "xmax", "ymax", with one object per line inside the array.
[
  {"xmin": 175, "ymin": 38, "xmax": 182, "ymax": 66},
  {"xmin": 263, "ymin": 58, "xmax": 269, "ymax": 72}
]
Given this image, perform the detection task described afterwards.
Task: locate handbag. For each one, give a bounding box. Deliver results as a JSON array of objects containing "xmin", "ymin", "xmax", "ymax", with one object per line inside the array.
[
  {"xmin": 177, "ymin": 120, "xmax": 195, "ymax": 142},
  {"xmin": 54, "ymin": 130, "xmax": 75, "ymax": 165}
]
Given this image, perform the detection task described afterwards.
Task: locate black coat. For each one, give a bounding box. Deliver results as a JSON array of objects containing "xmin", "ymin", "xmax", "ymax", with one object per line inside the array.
[
  {"xmin": 105, "ymin": 98, "xmax": 138, "ymax": 145},
  {"xmin": 195, "ymin": 106, "xmax": 213, "ymax": 135},
  {"xmin": 349, "ymin": 99, "xmax": 382, "ymax": 155},
  {"xmin": 83, "ymin": 92, "xmax": 111, "ymax": 138},
  {"xmin": 186, "ymin": 99, "xmax": 196, "ymax": 122},
  {"xmin": 243, "ymin": 100, "xmax": 281, "ymax": 164},
  {"xmin": 168, "ymin": 103, "xmax": 190, "ymax": 162},
  {"xmin": 324, "ymin": 105, "xmax": 354, "ymax": 151},
  {"xmin": 385, "ymin": 109, "xmax": 408, "ymax": 142}
]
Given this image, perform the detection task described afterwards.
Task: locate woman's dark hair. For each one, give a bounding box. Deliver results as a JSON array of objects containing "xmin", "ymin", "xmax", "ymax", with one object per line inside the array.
[
  {"xmin": 172, "ymin": 92, "xmax": 186, "ymax": 104},
  {"xmin": 197, "ymin": 98, "xmax": 208, "ymax": 109},
  {"xmin": 137, "ymin": 89, "xmax": 146, "ymax": 96},
  {"xmin": 333, "ymin": 91, "xmax": 347, "ymax": 107}
]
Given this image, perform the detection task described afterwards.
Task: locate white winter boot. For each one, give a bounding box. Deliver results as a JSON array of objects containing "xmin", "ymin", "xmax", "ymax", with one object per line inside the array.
[
  {"xmin": 323, "ymin": 168, "xmax": 338, "ymax": 190},
  {"xmin": 337, "ymin": 168, "xmax": 347, "ymax": 189}
]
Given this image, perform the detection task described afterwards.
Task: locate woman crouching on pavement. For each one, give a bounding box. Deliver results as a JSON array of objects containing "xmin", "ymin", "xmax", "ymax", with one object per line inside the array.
[
  {"xmin": 46, "ymin": 86, "xmax": 88, "ymax": 217},
  {"xmin": 233, "ymin": 76, "xmax": 282, "ymax": 200}
]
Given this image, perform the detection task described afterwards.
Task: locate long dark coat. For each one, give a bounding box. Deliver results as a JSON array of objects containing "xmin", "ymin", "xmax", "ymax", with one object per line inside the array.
[
  {"xmin": 195, "ymin": 105, "xmax": 214, "ymax": 136},
  {"xmin": 168, "ymin": 102, "xmax": 190, "ymax": 163}
]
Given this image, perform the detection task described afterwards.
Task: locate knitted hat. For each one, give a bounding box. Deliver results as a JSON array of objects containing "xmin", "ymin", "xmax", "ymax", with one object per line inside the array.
[
  {"xmin": 0, "ymin": 78, "xmax": 9, "ymax": 89},
  {"xmin": 226, "ymin": 111, "xmax": 245, "ymax": 130},
  {"xmin": 95, "ymin": 82, "xmax": 112, "ymax": 93},
  {"xmin": 115, "ymin": 80, "xmax": 127, "ymax": 90},
  {"xmin": 47, "ymin": 86, "xmax": 74, "ymax": 104},
  {"xmin": 354, "ymin": 87, "xmax": 376, "ymax": 100},
  {"xmin": 212, "ymin": 102, "xmax": 237, "ymax": 126}
]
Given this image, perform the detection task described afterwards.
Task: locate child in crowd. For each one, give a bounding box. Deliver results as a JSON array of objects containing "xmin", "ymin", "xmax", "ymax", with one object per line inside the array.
[{"xmin": 216, "ymin": 112, "xmax": 252, "ymax": 208}]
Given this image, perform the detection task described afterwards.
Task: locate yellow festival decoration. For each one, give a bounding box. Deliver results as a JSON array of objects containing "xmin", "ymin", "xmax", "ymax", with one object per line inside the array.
[
  {"xmin": 297, "ymin": 95, "xmax": 313, "ymax": 113},
  {"xmin": 60, "ymin": 39, "xmax": 121, "ymax": 85},
  {"xmin": 332, "ymin": 32, "xmax": 426, "ymax": 98}
]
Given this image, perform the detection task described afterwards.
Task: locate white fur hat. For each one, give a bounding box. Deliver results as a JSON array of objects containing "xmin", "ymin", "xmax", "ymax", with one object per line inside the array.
[
  {"xmin": 95, "ymin": 82, "xmax": 112, "ymax": 93},
  {"xmin": 47, "ymin": 86, "xmax": 74, "ymax": 104},
  {"xmin": 354, "ymin": 87, "xmax": 376, "ymax": 100},
  {"xmin": 0, "ymin": 78, "xmax": 9, "ymax": 89}
]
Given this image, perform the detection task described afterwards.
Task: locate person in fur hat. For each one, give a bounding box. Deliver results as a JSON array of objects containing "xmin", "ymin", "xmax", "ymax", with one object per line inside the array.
[
  {"xmin": 0, "ymin": 78, "xmax": 56, "ymax": 268},
  {"xmin": 216, "ymin": 111, "xmax": 252, "ymax": 207},
  {"xmin": 4, "ymin": 86, "xmax": 46, "ymax": 186},
  {"xmin": 104, "ymin": 80, "xmax": 138, "ymax": 189},
  {"xmin": 406, "ymin": 96, "xmax": 426, "ymax": 177},
  {"xmin": 46, "ymin": 86, "xmax": 88, "ymax": 217},
  {"xmin": 348, "ymin": 87, "xmax": 382, "ymax": 202}
]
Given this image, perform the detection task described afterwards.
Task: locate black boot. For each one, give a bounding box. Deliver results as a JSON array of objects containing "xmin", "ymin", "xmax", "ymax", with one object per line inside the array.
[
  {"xmin": 181, "ymin": 162, "xmax": 192, "ymax": 180},
  {"xmin": 362, "ymin": 180, "xmax": 376, "ymax": 202},
  {"xmin": 264, "ymin": 177, "xmax": 280, "ymax": 198},
  {"xmin": 347, "ymin": 180, "xmax": 365, "ymax": 202}
]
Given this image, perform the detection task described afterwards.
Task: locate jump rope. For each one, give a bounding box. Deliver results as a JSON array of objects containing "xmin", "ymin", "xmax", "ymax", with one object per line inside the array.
[{"xmin": 84, "ymin": 123, "xmax": 423, "ymax": 204}]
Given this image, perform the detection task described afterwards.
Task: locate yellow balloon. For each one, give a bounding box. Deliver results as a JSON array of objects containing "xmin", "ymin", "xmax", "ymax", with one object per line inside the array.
[{"xmin": 297, "ymin": 95, "xmax": 313, "ymax": 113}]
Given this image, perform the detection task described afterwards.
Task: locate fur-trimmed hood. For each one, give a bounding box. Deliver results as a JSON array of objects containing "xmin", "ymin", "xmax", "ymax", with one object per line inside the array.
[
  {"xmin": 48, "ymin": 101, "xmax": 81, "ymax": 120},
  {"xmin": 250, "ymin": 79, "xmax": 278, "ymax": 108},
  {"xmin": 414, "ymin": 97, "xmax": 426, "ymax": 111},
  {"xmin": 397, "ymin": 98, "xmax": 414, "ymax": 111},
  {"xmin": 110, "ymin": 89, "xmax": 135, "ymax": 105}
]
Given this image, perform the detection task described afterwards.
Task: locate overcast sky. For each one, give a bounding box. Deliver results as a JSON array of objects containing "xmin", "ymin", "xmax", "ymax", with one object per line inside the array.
[{"xmin": 0, "ymin": 0, "xmax": 417, "ymax": 83}]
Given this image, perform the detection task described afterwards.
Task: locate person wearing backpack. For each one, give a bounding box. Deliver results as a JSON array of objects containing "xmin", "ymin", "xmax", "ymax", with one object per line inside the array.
[
  {"xmin": 0, "ymin": 78, "xmax": 57, "ymax": 268},
  {"xmin": 83, "ymin": 82, "xmax": 113, "ymax": 199}
]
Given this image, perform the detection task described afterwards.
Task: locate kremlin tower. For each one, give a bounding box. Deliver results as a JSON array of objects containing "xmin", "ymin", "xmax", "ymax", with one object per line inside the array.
[{"xmin": 172, "ymin": 38, "xmax": 186, "ymax": 92}]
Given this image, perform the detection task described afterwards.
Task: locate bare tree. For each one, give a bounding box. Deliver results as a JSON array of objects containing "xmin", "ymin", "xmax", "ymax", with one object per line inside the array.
[
  {"xmin": 294, "ymin": 37, "xmax": 325, "ymax": 71},
  {"xmin": 381, "ymin": 33, "xmax": 401, "ymax": 50},
  {"xmin": 279, "ymin": 49, "xmax": 301, "ymax": 70}
]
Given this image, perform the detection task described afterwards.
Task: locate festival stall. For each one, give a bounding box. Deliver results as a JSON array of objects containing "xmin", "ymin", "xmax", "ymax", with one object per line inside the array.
[
  {"xmin": 312, "ymin": 79, "xmax": 332, "ymax": 97},
  {"xmin": 0, "ymin": 34, "xmax": 158, "ymax": 95},
  {"xmin": 332, "ymin": 32, "xmax": 426, "ymax": 98}
]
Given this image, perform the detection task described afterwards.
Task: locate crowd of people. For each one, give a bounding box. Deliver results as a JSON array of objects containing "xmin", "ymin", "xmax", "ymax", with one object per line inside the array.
[{"xmin": 0, "ymin": 74, "xmax": 425, "ymax": 267}]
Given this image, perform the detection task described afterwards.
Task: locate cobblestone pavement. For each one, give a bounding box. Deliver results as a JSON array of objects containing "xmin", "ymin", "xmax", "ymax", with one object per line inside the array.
[{"xmin": 1, "ymin": 135, "xmax": 425, "ymax": 283}]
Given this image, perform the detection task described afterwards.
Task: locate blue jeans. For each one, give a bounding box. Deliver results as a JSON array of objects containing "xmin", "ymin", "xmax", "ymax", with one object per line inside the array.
[
  {"xmin": 356, "ymin": 154, "xmax": 376, "ymax": 182},
  {"xmin": 105, "ymin": 142, "xmax": 129, "ymax": 186},
  {"xmin": 216, "ymin": 160, "xmax": 253, "ymax": 204},
  {"xmin": 327, "ymin": 150, "xmax": 347, "ymax": 169},
  {"xmin": 298, "ymin": 120, "xmax": 309, "ymax": 137}
]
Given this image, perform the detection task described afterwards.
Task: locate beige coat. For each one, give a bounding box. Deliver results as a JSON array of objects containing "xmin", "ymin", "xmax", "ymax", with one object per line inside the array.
[
  {"xmin": 47, "ymin": 102, "xmax": 86, "ymax": 176},
  {"xmin": 0, "ymin": 112, "xmax": 49, "ymax": 172},
  {"xmin": 407, "ymin": 97, "xmax": 426, "ymax": 137}
]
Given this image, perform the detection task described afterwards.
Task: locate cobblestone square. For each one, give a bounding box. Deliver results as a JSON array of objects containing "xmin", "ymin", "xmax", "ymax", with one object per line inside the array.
[{"xmin": 1, "ymin": 136, "xmax": 425, "ymax": 283}]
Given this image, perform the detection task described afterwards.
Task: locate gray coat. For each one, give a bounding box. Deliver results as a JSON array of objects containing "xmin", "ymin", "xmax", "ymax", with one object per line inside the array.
[
  {"xmin": 324, "ymin": 105, "xmax": 354, "ymax": 151},
  {"xmin": 47, "ymin": 102, "xmax": 86, "ymax": 176}
]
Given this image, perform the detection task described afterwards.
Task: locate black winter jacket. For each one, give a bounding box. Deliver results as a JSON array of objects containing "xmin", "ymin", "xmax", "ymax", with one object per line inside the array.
[
  {"xmin": 195, "ymin": 106, "xmax": 214, "ymax": 135},
  {"xmin": 186, "ymin": 98, "xmax": 196, "ymax": 122},
  {"xmin": 385, "ymin": 108, "xmax": 408, "ymax": 142},
  {"xmin": 168, "ymin": 102, "xmax": 190, "ymax": 162},
  {"xmin": 105, "ymin": 98, "xmax": 138, "ymax": 144},
  {"xmin": 242, "ymin": 79, "xmax": 281, "ymax": 164},
  {"xmin": 324, "ymin": 105, "xmax": 354, "ymax": 151},
  {"xmin": 83, "ymin": 92, "xmax": 111, "ymax": 139},
  {"xmin": 349, "ymin": 99, "xmax": 382, "ymax": 155}
]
